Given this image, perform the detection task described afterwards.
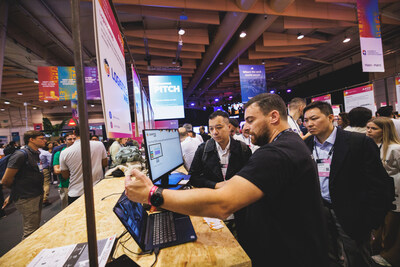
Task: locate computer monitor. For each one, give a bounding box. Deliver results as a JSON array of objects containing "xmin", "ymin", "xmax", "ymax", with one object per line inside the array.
[{"xmin": 143, "ymin": 129, "xmax": 184, "ymax": 187}]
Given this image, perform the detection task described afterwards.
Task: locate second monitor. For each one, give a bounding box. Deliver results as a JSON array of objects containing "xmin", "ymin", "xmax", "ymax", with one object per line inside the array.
[{"xmin": 143, "ymin": 129, "xmax": 185, "ymax": 187}]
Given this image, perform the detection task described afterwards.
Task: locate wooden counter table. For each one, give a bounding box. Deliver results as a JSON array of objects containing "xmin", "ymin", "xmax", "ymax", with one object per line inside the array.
[{"xmin": 0, "ymin": 177, "xmax": 251, "ymax": 266}]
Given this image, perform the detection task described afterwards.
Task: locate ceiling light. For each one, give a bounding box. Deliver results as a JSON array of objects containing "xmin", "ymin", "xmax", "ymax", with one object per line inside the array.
[
  {"xmin": 297, "ymin": 33, "xmax": 304, "ymax": 40},
  {"xmin": 206, "ymin": 77, "xmax": 210, "ymax": 80},
  {"xmin": 178, "ymin": 27, "xmax": 185, "ymax": 35},
  {"xmin": 214, "ymin": 98, "xmax": 219, "ymax": 102},
  {"xmin": 287, "ymin": 89, "xmax": 292, "ymax": 93},
  {"xmin": 43, "ymin": 100, "xmax": 49, "ymax": 103},
  {"xmin": 4, "ymin": 101, "xmax": 10, "ymax": 104},
  {"xmin": 34, "ymin": 79, "xmax": 39, "ymax": 84},
  {"xmin": 63, "ymin": 105, "xmax": 67, "ymax": 108},
  {"xmin": 297, "ymin": 62, "xmax": 302, "ymax": 66},
  {"xmin": 270, "ymin": 90, "xmax": 275, "ymax": 94},
  {"xmin": 190, "ymin": 103, "xmax": 195, "ymax": 106},
  {"xmin": 239, "ymin": 31, "xmax": 247, "ymax": 38},
  {"xmin": 32, "ymin": 107, "xmax": 37, "ymax": 110},
  {"xmin": 343, "ymin": 36, "xmax": 351, "ymax": 43},
  {"xmin": 91, "ymin": 104, "xmax": 95, "ymax": 107},
  {"xmin": 0, "ymin": 108, "xmax": 4, "ymax": 111},
  {"xmin": 172, "ymin": 59, "xmax": 177, "ymax": 64},
  {"xmin": 229, "ymin": 95, "xmax": 233, "ymax": 99},
  {"xmin": 261, "ymin": 60, "xmax": 265, "ymax": 65},
  {"xmin": 203, "ymin": 106, "xmax": 206, "ymax": 110},
  {"xmin": 17, "ymin": 91, "xmax": 23, "ymax": 95},
  {"xmin": 219, "ymin": 62, "xmax": 223, "ymax": 65}
]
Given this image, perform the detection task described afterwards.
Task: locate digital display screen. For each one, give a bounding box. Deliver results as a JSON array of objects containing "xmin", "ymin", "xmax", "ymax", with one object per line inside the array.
[
  {"xmin": 144, "ymin": 129, "xmax": 183, "ymax": 182},
  {"xmin": 148, "ymin": 75, "xmax": 185, "ymax": 120}
]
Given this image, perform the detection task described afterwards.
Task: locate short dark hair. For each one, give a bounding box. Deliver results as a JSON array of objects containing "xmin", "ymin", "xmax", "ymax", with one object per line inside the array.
[
  {"xmin": 24, "ymin": 130, "xmax": 45, "ymax": 145},
  {"xmin": 377, "ymin": 106, "xmax": 393, "ymax": 118},
  {"xmin": 244, "ymin": 93, "xmax": 287, "ymax": 120},
  {"xmin": 288, "ymin": 97, "xmax": 306, "ymax": 111},
  {"xmin": 74, "ymin": 126, "xmax": 80, "ymax": 137},
  {"xmin": 65, "ymin": 132, "xmax": 75, "ymax": 139},
  {"xmin": 348, "ymin": 107, "xmax": 372, "ymax": 127},
  {"xmin": 209, "ymin": 111, "xmax": 230, "ymax": 123},
  {"xmin": 229, "ymin": 118, "xmax": 239, "ymax": 128},
  {"xmin": 303, "ymin": 101, "xmax": 333, "ymax": 117}
]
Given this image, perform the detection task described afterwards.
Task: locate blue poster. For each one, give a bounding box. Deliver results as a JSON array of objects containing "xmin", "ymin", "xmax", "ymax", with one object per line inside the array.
[
  {"xmin": 148, "ymin": 75, "xmax": 185, "ymax": 120},
  {"xmin": 239, "ymin": 65, "xmax": 267, "ymax": 103},
  {"xmin": 58, "ymin": 67, "xmax": 77, "ymax": 100}
]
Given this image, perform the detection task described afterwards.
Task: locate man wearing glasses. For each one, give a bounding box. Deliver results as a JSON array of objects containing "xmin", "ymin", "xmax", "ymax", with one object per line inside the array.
[
  {"xmin": 53, "ymin": 132, "xmax": 76, "ymax": 209},
  {"xmin": 1, "ymin": 131, "xmax": 47, "ymax": 239}
]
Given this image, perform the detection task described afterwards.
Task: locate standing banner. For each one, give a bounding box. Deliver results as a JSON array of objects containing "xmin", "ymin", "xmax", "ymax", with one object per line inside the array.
[
  {"xmin": 312, "ymin": 94, "xmax": 332, "ymax": 104},
  {"xmin": 344, "ymin": 84, "xmax": 375, "ymax": 112},
  {"xmin": 38, "ymin": 66, "xmax": 60, "ymax": 101},
  {"xmin": 93, "ymin": 0, "xmax": 132, "ymax": 138},
  {"xmin": 132, "ymin": 65, "xmax": 144, "ymax": 137},
  {"xmin": 58, "ymin": 67, "xmax": 77, "ymax": 100},
  {"xmin": 239, "ymin": 65, "xmax": 267, "ymax": 103},
  {"xmin": 357, "ymin": 0, "xmax": 384, "ymax": 72},
  {"xmin": 71, "ymin": 99, "xmax": 79, "ymax": 121},
  {"xmin": 84, "ymin": 67, "xmax": 101, "ymax": 100},
  {"xmin": 395, "ymin": 76, "xmax": 400, "ymax": 112}
]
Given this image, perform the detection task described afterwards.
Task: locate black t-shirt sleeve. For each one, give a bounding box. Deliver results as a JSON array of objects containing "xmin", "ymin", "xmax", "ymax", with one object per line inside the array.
[
  {"xmin": 236, "ymin": 147, "xmax": 292, "ymax": 200},
  {"xmin": 7, "ymin": 150, "xmax": 26, "ymax": 169}
]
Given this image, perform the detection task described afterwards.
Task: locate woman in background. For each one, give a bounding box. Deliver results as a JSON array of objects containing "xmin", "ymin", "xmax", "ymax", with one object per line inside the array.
[
  {"xmin": 337, "ymin": 112, "xmax": 350, "ymax": 129},
  {"xmin": 109, "ymin": 138, "xmax": 128, "ymax": 166},
  {"xmin": 366, "ymin": 117, "xmax": 400, "ymax": 267}
]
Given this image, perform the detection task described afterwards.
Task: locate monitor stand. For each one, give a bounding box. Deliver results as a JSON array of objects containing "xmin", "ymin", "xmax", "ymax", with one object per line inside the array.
[{"xmin": 154, "ymin": 171, "xmax": 184, "ymax": 188}]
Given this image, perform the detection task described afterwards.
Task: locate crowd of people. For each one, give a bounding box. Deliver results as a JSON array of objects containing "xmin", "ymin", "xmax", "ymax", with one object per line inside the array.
[{"xmin": 1, "ymin": 93, "xmax": 399, "ymax": 267}]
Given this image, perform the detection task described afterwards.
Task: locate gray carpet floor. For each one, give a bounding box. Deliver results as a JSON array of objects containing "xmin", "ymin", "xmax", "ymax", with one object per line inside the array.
[{"xmin": 0, "ymin": 183, "xmax": 62, "ymax": 257}]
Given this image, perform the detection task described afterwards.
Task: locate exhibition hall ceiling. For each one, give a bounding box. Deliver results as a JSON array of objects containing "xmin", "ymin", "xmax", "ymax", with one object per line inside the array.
[{"xmin": 1, "ymin": 0, "xmax": 400, "ymax": 118}]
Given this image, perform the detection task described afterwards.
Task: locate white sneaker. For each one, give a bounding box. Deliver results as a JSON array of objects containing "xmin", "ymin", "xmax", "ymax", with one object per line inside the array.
[{"xmin": 372, "ymin": 255, "xmax": 392, "ymax": 266}]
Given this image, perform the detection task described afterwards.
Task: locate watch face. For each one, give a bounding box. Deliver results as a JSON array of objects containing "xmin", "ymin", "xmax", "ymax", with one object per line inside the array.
[{"xmin": 151, "ymin": 190, "xmax": 164, "ymax": 207}]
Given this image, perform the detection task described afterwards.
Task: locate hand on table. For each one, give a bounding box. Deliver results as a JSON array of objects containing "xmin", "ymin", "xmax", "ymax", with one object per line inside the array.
[{"xmin": 125, "ymin": 169, "xmax": 154, "ymax": 204}]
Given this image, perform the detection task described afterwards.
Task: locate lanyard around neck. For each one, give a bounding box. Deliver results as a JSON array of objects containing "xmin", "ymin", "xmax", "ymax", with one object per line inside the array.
[{"xmin": 313, "ymin": 141, "xmax": 334, "ymax": 160}]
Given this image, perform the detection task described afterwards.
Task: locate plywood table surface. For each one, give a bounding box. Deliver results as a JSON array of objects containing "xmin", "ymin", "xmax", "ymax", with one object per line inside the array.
[{"xmin": 0, "ymin": 177, "xmax": 251, "ymax": 267}]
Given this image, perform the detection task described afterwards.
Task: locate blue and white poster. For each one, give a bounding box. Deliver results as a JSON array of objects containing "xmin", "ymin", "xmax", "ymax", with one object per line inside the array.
[
  {"xmin": 239, "ymin": 65, "xmax": 267, "ymax": 103},
  {"xmin": 148, "ymin": 75, "xmax": 185, "ymax": 120}
]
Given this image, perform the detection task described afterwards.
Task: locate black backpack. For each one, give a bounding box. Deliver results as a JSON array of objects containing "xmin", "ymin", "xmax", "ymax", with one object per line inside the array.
[{"xmin": 0, "ymin": 149, "xmax": 28, "ymax": 181}]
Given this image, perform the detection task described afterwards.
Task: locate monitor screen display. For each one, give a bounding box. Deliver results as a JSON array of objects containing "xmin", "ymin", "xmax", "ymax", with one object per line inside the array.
[
  {"xmin": 143, "ymin": 129, "xmax": 183, "ymax": 182},
  {"xmin": 148, "ymin": 75, "xmax": 185, "ymax": 120}
]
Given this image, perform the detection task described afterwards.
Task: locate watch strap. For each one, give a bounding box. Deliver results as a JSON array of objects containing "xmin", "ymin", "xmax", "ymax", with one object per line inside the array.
[{"xmin": 148, "ymin": 185, "xmax": 158, "ymax": 205}]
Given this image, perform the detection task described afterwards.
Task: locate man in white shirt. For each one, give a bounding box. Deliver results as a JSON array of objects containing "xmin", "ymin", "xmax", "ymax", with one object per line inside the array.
[
  {"xmin": 59, "ymin": 127, "xmax": 108, "ymax": 205},
  {"xmin": 178, "ymin": 127, "xmax": 199, "ymax": 171},
  {"xmin": 183, "ymin": 123, "xmax": 203, "ymax": 145},
  {"xmin": 233, "ymin": 122, "xmax": 259, "ymax": 152},
  {"xmin": 288, "ymin": 97, "xmax": 309, "ymax": 139}
]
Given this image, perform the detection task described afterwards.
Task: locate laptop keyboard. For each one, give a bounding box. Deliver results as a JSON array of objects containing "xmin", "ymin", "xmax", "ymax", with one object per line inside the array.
[{"xmin": 153, "ymin": 212, "xmax": 177, "ymax": 246}]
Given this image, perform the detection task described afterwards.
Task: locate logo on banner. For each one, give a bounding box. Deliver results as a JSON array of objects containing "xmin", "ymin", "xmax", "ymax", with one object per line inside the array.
[
  {"xmin": 155, "ymin": 85, "xmax": 181, "ymax": 93},
  {"xmin": 109, "ymin": 111, "xmax": 112, "ymax": 119},
  {"xmin": 362, "ymin": 50, "xmax": 367, "ymax": 55},
  {"xmin": 104, "ymin": 59, "xmax": 110, "ymax": 77}
]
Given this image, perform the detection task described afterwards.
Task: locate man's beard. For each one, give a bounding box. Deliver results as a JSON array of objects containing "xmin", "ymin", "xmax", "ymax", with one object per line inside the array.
[{"xmin": 251, "ymin": 125, "xmax": 271, "ymax": 146}]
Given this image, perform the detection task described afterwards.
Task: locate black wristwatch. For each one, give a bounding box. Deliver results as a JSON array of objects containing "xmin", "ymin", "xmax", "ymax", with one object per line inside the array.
[{"xmin": 150, "ymin": 187, "xmax": 164, "ymax": 207}]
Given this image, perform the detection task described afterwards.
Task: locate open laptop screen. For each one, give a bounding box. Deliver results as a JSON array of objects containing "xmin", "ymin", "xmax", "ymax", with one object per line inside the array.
[{"xmin": 114, "ymin": 193, "xmax": 147, "ymax": 247}]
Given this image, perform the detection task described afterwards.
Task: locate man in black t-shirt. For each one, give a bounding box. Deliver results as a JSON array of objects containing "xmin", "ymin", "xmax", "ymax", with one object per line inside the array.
[{"xmin": 125, "ymin": 93, "xmax": 328, "ymax": 267}]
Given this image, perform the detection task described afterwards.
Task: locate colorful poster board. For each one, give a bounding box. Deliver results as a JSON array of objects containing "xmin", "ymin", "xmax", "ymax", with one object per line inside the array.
[
  {"xmin": 132, "ymin": 65, "xmax": 144, "ymax": 137},
  {"xmin": 344, "ymin": 84, "xmax": 375, "ymax": 112},
  {"xmin": 332, "ymin": 105, "xmax": 341, "ymax": 116},
  {"xmin": 357, "ymin": 0, "xmax": 384, "ymax": 72},
  {"xmin": 58, "ymin": 67, "xmax": 77, "ymax": 101},
  {"xmin": 38, "ymin": 66, "xmax": 100, "ymax": 101},
  {"xmin": 312, "ymin": 94, "xmax": 332, "ymax": 104},
  {"xmin": 148, "ymin": 75, "xmax": 185, "ymax": 120},
  {"xmin": 239, "ymin": 65, "xmax": 267, "ymax": 103},
  {"xmin": 84, "ymin": 67, "xmax": 101, "ymax": 100},
  {"xmin": 93, "ymin": 0, "xmax": 132, "ymax": 138},
  {"xmin": 395, "ymin": 76, "xmax": 400, "ymax": 112},
  {"xmin": 38, "ymin": 66, "xmax": 60, "ymax": 101}
]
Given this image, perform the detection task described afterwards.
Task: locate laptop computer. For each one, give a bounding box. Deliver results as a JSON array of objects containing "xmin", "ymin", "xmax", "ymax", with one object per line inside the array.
[{"xmin": 113, "ymin": 193, "xmax": 197, "ymax": 252}]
